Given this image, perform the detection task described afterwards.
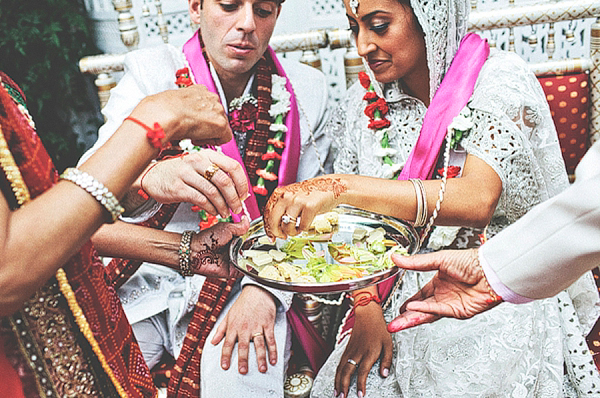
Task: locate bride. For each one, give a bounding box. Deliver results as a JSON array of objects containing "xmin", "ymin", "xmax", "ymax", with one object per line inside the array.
[{"xmin": 263, "ymin": 0, "xmax": 600, "ymax": 396}]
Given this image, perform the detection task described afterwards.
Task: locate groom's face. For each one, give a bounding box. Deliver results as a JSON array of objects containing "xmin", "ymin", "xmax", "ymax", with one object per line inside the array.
[{"xmin": 190, "ymin": 0, "xmax": 281, "ymax": 79}]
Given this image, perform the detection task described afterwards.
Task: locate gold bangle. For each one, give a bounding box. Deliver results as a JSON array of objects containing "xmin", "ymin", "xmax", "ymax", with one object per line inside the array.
[
  {"xmin": 409, "ymin": 178, "xmax": 427, "ymax": 228},
  {"xmin": 60, "ymin": 168, "xmax": 124, "ymax": 223},
  {"xmin": 178, "ymin": 230, "xmax": 195, "ymax": 276}
]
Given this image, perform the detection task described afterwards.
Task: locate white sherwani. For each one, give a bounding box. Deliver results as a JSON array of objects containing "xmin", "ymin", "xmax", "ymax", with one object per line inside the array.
[
  {"xmin": 80, "ymin": 44, "xmax": 332, "ymax": 397},
  {"xmin": 482, "ymin": 139, "xmax": 600, "ymax": 302}
]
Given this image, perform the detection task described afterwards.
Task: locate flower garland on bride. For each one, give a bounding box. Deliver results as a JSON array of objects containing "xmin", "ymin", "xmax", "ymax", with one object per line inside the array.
[{"xmin": 359, "ymin": 71, "xmax": 403, "ymax": 179}]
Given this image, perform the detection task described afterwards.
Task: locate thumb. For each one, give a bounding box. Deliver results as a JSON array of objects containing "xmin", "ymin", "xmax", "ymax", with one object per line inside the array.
[{"xmin": 229, "ymin": 216, "xmax": 250, "ymax": 236}]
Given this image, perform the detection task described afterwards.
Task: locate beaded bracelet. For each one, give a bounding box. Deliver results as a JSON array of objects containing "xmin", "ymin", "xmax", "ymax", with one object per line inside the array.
[
  {"xmin": 125, "ymin": 116, "xmax": 168, "ymax": 149},
  {"xmin": 60, "ymin": 168, "xmax": 124, "ymax": 223},
  {"xmin": 178, "ymin": 230, "xmax": 195, "ymax": 277},
  {"xmin": 352, "ymin": 291, "xmax": 381, "ymax": 308}
]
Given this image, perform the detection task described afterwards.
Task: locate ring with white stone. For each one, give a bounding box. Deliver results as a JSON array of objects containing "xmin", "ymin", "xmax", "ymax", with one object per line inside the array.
[{"xmin": 281, "ymin": 214, "xmax": 297, "ymax": 225}]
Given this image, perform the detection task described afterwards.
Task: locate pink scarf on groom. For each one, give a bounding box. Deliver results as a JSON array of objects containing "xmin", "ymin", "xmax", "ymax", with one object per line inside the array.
[{"xmin": 182, "ymin": 31, "xmax": 330, "ymax": 374}]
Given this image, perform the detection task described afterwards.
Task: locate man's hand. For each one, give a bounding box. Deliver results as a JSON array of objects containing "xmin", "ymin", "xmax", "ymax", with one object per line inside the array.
[
  {"xmin": 387, "ymin": 249, "xmax": 502, "ymax": 333},
  {"xmin": 190, "ymin": 217, "xmax": 249, "ymax": 278},
  {"xmin": 211, "ymin": 285, "xmax": 278, "ymax": 374},
  {"xmin": 335, "ymin": 302, "xmax": 392, "ymax": 398},
  {"xmin": 142, "ymin": 150, "xmax": 248, "ymax": 217}
]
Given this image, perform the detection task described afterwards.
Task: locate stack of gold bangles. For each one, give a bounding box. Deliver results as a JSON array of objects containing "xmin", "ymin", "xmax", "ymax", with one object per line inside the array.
[{"xmin": 409, "ymin": 178, "xmax": 428, "ymax": 228}]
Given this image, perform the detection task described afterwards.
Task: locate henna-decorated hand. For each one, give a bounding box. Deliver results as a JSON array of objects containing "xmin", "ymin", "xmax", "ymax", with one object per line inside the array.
[
  {"xmin": 263, "ymin": 175, "xmax": 348, "ymax": 239},
  {"xmin": 190, "ymin": 217, "xmax": 250, "ymax": 278}
]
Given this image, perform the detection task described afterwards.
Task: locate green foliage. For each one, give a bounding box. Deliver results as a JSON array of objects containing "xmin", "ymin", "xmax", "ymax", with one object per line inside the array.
[{"xmin": 0, "ymin": 0, "xmax": 102, "ymax": 171}]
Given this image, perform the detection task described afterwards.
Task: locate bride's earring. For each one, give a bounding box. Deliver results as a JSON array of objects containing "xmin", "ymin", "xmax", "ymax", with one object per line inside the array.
[{"xmin": 349, "ymin": 0, "xmax": 359, "ymax": 17}]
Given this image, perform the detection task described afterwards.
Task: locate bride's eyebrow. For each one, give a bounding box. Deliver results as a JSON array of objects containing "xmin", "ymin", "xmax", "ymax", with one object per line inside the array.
[{"xmin": 347, "ymin": 10, "xmax": 389, "ymax": 23}]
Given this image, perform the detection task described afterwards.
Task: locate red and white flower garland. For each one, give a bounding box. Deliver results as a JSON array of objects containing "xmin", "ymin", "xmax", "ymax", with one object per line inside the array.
[
  {"xmin": 358, "ymin": 72, "xmax": 403, "ymax": 179},
  {"xmin": 253, "ymin": 74, "xmax": 291, "ymax": 196}
]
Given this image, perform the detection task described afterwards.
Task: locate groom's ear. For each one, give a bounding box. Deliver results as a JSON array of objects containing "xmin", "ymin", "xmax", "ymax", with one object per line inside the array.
[{"xmin": 189, "ymin": 0, "xmax": 202, "ymax": 24}]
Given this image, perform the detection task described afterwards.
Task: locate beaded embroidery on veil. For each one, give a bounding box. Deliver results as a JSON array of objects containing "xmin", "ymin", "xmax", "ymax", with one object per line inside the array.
[{"xmin": 311, "ymin": 0, "xmax": 600, "ymax": 396}]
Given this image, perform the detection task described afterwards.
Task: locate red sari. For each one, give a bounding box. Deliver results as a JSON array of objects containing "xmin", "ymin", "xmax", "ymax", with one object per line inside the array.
[{"xmin": 0, "ymin": 72, "xmax": 157, "ymax": 398}]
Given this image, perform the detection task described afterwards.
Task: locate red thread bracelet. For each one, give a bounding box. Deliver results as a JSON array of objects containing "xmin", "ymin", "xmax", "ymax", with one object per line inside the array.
[
  {"xmin": 125, "ymin": 116, "xmax": 167, "ymax": 149},
  {"xmin": 137, "ymin": 153, "xmax": 187, "ymax": 200},
  {"xmin": 352, "ymin": 291, "xmax": 381, "ymax": 308},
  {"xmin": 138, "ymin": 162, "xmax": 158, "ymax": 200}
]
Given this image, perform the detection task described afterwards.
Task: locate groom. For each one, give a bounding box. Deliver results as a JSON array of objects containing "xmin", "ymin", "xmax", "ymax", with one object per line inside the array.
[{"xmin": 80, "ymin": 0, "xmax": 331, "ymax": 396}]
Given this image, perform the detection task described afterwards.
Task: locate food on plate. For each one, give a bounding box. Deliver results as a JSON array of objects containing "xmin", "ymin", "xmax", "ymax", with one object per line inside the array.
[
  {"xmin": 241, "ymin": 223, "xmax": 409, "ymax": 284},
  {"xmin": 309, "ymin": 211, "xmax": 340, "ymax": 233}
]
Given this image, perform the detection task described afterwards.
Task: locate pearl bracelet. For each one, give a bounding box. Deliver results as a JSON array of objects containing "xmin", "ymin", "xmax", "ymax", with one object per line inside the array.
[
  {"xmin": 60, "ymin": 168, "xmax": 124, "ymax": 223},
  {"xmin": 178, "ymin": 230, "xmax": 195, "ymax": 277}
]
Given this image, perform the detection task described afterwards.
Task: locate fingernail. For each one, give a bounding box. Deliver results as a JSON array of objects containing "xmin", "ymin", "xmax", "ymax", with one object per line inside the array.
[
  {"xmin": 239, "ymin": 366, "xmax": 247, "ymax": 374},
  {"xmin": 240, "ymin": 192, "xmax": 250, "ymax": 201},
  {"xmin": 340, "ymin": 393, "xmax": 345, "ymax": 398},
  {"xmin": 383, "ymin": 367, "xmax": 389, "ymax": 377},
  {"xmin": 358, "ymin": 391, "xmax": 364, "ymax": 398},
  {"xmin": 260, "ymin": 365, "xmax": 267, "ymax": 373},
  {"xmin": 221, "ymin": 361, "xmax": 228, "ymax": 369},
  {"xmin": 334, "ymin": 389, "xmax": 338, "ymax": 397}
]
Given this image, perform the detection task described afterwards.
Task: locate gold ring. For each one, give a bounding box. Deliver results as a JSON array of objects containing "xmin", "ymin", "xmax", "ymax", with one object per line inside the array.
[
  {"xmin": 251, "ymin": 332, "xmax": 264, "ymax": 339},
  {"xmin": 203, "ymin": 163, "xmax": 220, "ymax": 181},
  {"xmin": 347, "ymin": 358, "xmax": 358, "ymax": 367}
]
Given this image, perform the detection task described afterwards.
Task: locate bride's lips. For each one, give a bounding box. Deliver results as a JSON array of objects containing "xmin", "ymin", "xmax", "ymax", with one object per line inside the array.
[
  {"xmin": 368, "ymin": 59, "xmax": 388, "ymax": 72},
  {"xmin": 227, "ymin": 43, "xmax": 256, "ymax": 56}
]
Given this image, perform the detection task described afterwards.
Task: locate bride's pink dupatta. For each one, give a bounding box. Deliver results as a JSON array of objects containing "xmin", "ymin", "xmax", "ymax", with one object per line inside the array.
[{"xmin": 341, "ymin": 33, "xmax": 490, "ymax": 337}]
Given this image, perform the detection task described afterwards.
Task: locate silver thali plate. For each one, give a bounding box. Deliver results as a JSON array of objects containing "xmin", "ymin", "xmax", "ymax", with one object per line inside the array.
[{"xmin": 229, "ymin": 205, "xmax": 420, "ymax": 294}]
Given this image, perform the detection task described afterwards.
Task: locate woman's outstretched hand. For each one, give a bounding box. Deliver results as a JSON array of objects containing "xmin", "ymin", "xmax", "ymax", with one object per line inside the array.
[
  {"xmin": 140, "ymin": 149, "xmax": 249, "ymax": 217},
  {"xmin": 387, "ymin": 249, "xmax": 502, "ymax": 333},
  {"xmin": 262, "ymin": 175, "xmax": 348, "ymax": 239}
]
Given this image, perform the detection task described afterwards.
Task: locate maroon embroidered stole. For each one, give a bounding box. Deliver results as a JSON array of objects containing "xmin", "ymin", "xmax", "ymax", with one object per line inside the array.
[{"xmin": 0, "ymin": 72, "xmax": 156, "ymax": 398}]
